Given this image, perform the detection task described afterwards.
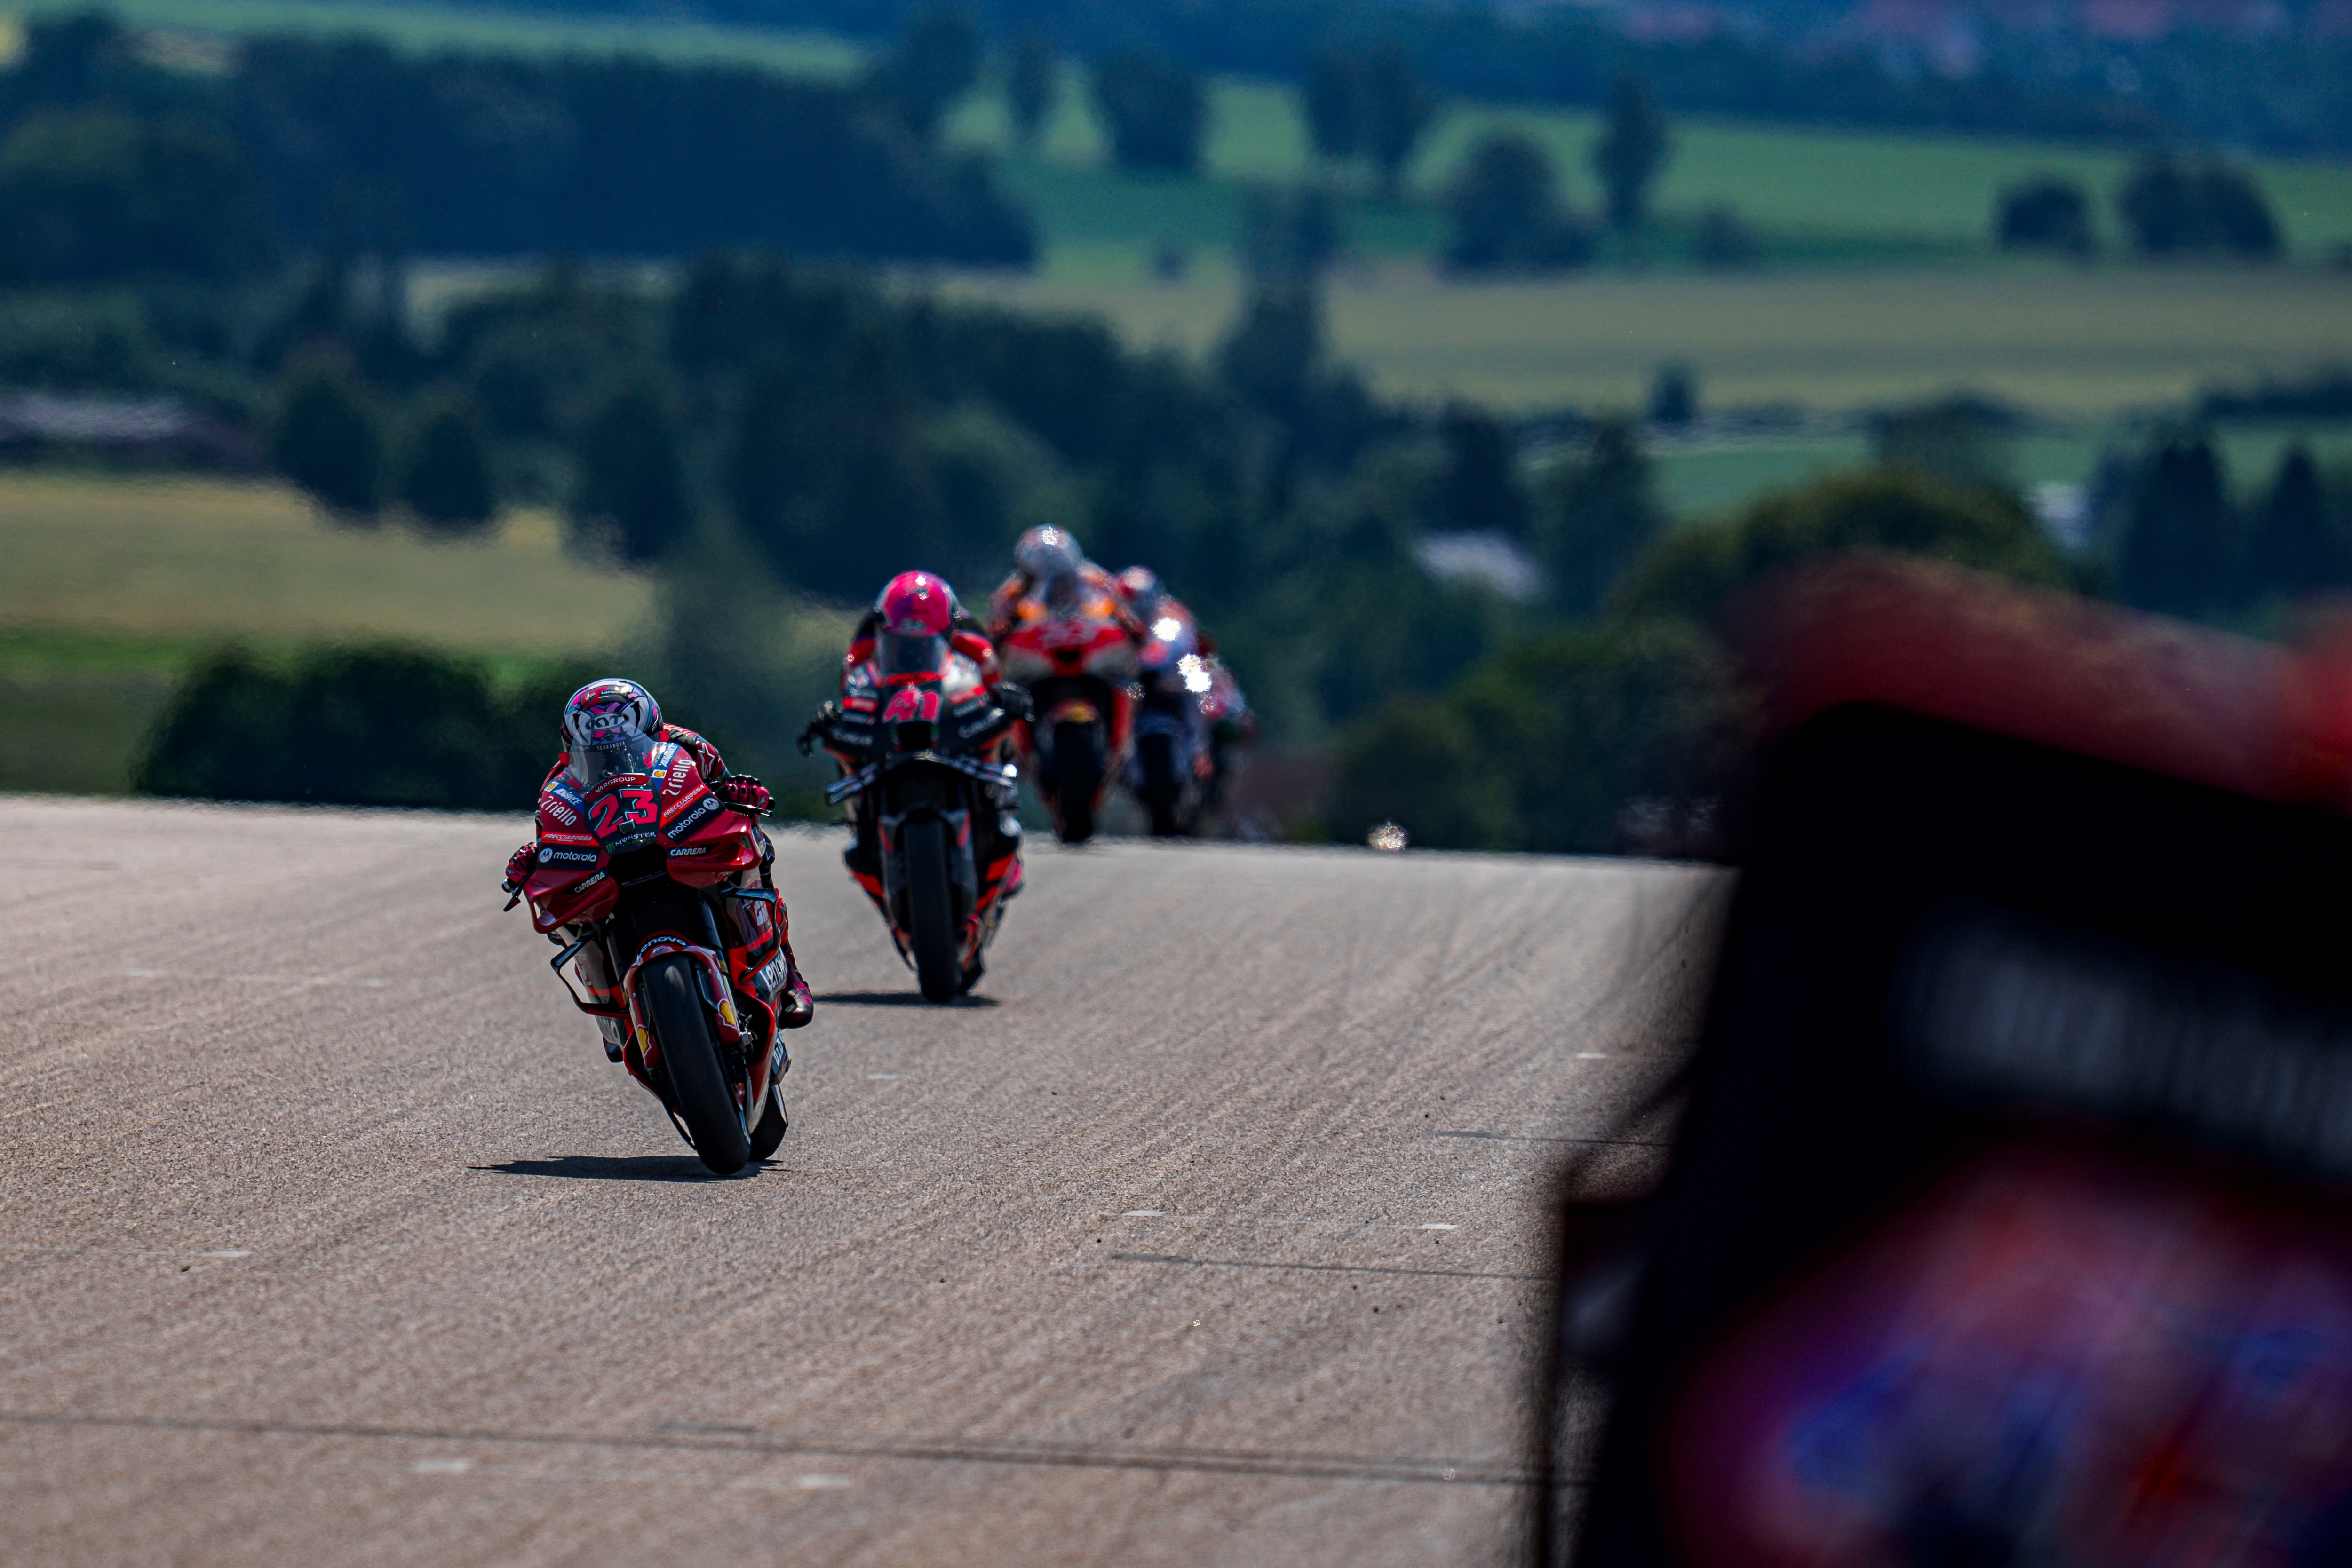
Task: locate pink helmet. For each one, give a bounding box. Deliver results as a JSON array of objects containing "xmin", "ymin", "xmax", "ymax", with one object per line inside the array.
[
  {"xmin": 874, "ymin": 570, "xmax": 956, "ymax": 676},
  {"xmin": 877, "ymin": 570, "xmax": 955, "ymax": 638}
]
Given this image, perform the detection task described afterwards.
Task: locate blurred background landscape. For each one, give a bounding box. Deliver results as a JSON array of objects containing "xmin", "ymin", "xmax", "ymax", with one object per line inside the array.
[{"xmin": 3, "ymin": 0, "xmax": 2348, "ymax": 849}]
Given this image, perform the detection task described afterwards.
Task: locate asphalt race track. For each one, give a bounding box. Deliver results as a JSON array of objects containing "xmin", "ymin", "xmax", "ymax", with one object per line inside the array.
[{"xmin": 0, "ymin": 797, "xmax": 1724, "ymax": 1566}]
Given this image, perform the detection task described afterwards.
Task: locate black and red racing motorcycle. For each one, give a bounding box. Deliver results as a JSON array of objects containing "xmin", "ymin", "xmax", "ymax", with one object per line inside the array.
[{"xmin": 513, "ymin": 729, "xmax": 794, "ymax": 1174}]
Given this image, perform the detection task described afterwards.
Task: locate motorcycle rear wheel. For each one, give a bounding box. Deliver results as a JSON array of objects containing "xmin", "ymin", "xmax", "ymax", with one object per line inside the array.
[
  {"xmin": 1052, "ymin": 719, "xmax": 1100, "ymax": 844},
  {"xmin": 644, "ymin": 954, "xmax": 752, "ymax": 1176},
  {"xmin": 903, "ymin": 815, "xmax": 963, "ymax": 1003}
]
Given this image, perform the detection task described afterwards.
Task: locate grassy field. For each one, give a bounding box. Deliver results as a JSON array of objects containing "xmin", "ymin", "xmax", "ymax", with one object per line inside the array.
[
  {"xmin": 0, "ymin": 472, "xmax": 652, "ymax": 649},
  {"xmin": 11, "ymin": 0, "xmax": 864, "ymax": 74},
  {"xmin": 936, "ymin": 259, "xmax": 2352, "ymax": 417},
  {"xmin": 1645, "ymin": 424, "xmax": 2352, "ymax": 518},
  {"xmin": 0, "ymin": 473, "xmax": 658, "ymax": 794}
]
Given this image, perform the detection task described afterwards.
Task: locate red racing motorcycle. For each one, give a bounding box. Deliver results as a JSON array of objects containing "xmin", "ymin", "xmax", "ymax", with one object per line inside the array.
[
  {"xmin": 998, "ymin": 582, "xmax": 1138, "ymax": 843},
  {"xmin": 809, "ymin": 631, "xmax": 1025, "ymax": 1002},
  {"xmin": 514, "ymin": 729, "xmax": 793, "ymax": 1175}
]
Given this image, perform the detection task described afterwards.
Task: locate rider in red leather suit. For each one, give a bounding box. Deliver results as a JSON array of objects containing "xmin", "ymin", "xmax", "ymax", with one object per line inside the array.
[
  {"xmin": 501, "ymin": 678, "xmax": 814, "ymax": 1029},
  {"xmin": 986, "ymin": 526, "xmax": 1146, "ymax": 649}
]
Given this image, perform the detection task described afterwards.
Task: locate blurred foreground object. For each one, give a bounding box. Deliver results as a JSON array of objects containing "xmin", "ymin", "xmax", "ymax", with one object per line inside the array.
[{"xmin": 1547, "ymin": 556, "xmax": 2352, "ymax": 1568}]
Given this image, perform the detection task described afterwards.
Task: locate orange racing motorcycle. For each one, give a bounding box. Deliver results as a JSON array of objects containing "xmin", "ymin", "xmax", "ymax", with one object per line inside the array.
[
  {"xmin": 512, "ymin": 729, "xmax": 793, "ymax": 1175},
  {"xmin": 997, "ymin": 579, "xmax": 1139, "ymax": 843}
]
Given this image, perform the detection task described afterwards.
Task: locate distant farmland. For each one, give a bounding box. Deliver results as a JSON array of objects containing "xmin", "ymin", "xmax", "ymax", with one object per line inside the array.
[
  {"xmin": 49, "ymin": 0, "xmax": 2352, "ymax": 265},
  {"xmin": 936, "ymin": 260, "xmax": 2352, "ymax": 418}
]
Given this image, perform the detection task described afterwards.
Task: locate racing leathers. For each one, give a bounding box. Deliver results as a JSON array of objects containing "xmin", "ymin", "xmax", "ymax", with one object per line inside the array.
[
  {"xmin": 802, "ymin": 611, "xmax": 1027, "ymax": 918},
  {"xmin": 985, "ymin": 561, "xmax": 1145, "ymax": 649},
  {"xmin": 501, "ymin": 723, "xmax": 815, "ymax": 1029}
]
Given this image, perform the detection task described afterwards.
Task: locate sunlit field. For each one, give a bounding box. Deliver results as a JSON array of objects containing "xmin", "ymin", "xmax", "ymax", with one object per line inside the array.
[
  {"xmin": 934, "ymin": 259, "xmax": 2352, "ymax": 416},
  {"xmin": 0, "ymin": 473, "xmax": 649, "ymax": 650},
  {"xmin": 0, "ymin": 474, "xmax": 652, "ymax": 794}
]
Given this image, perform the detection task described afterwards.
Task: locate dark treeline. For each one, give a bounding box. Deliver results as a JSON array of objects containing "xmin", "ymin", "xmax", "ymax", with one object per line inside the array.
[
  {"xmin": 1997, "ymin": 154, "xmax": 2282, "ymax": 260},
  {"xmin": 0, "ymin": 12, "xmax": 1032, "ymax": 278},
  {"xmin": 530, "ymin": 0, "xmax": 2329, "ymax": 149},
  {"xmin": 2106, "ymin": 429, "xmax": 2352, "ymax": 623}
]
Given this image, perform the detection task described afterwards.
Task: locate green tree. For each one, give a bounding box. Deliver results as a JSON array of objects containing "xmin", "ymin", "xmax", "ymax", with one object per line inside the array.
[
  {"xmin": 1327, "ymin": 621, "xmax": 1741, "ymax": 853},
  {"xmin": 0, "ymin": 109, "xmax": 275, "ymax": 283},
  {"xmin": 1007, "ymin": 32, "xmax": 1058, "ymax": 152},
  {"xmin": 1444, "ymin": 132, "xmax": 1593, "ymax": 273},
  {"xmin": 865, "ymin": 6, "xmax": 982, "ymax": 146},
  {"xmin": 573, "ymin": 381, "xmax": 691, "ymax": 563},
  {"xmin": 1692, "ymin": 202, "xmax": 1760, "ymax": 268},
  {"xmin": 1304, "ymin": 50, "xmax": 1364, "ymax": 165},
  {"xmin": 1327, "ymin": 699, "xmax": 1512, "ymax": 849},
  {"xmin": 1591, "ymin": 70, "xmax": 1671, "ymax": 231},
  {"xmin": 1872, "ymin": 396, "xmax": 2016, "ymax": 492},
  {"xmin": 1538, "ymin": 416, "xmax": 1663, "ymax": 615},
  {"xmin": 1996, "ymin": 174, "xmax": 2094, "ymax": 254},
  {"xmin": 1219, "ymin": 281, "xmax": 1326, "ymax": 421},
  {"xmin": 1360, "ymin": 45, "xmax": 1437, "ymax": 202},
  {"xmin": 1091, "ymin": 51, "xmax": 1207, "ymax": 173},
  {"xmin": 2245, "ymin": 444, "xmax": 2338, "ymax": 603},
  {"xmin": 1616, "ymin": 467, "xmax": 2069, "ymax": 624},
  {"xmin": 396, "ymin": 392, "xmax": 498, "ymax": 533},
  {"xmin": 1437, "ymin": 403, "xmax": 1529, "ymax": 537},
  {"xmin": 136, "ymin": 645, "xmax": 569, "ymax": 810},
  {"xmin": 2118, "ymin": 154, "xmax": 2282, "ymax": 260},
  {"xmin": 1648, "ymin": 363, "xmax": 1698, "ymax": 426},
  {"xmin": 2113, "ymin": 430, "xmax": 2233, "ymax": 617},
  {"xmin": 1241, "ymin": 182, "xmax": 1340, "ymax": 281},
  {"xmin": 273, "ymin": 351, "xmax": 384, "ymax": 519}
]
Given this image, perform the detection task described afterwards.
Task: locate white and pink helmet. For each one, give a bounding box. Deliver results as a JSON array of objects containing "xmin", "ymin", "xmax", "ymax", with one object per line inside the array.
[{"xmin": 562, "ymin": 677, "xmax": 662, "ymax": 754}]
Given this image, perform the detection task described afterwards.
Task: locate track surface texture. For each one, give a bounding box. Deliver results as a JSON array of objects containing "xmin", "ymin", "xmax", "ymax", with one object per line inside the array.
[{"xmin": 0, "ymin": 797, "xmax": 1725, "ymax": 1566}]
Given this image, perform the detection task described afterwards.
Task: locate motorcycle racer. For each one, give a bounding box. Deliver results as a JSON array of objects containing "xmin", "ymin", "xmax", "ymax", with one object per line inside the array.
[
  {"xmin": 1110, "ymin": 564, "xmax": 1261, "ymax": 832},
  {"xmin": 986, "ymin": 526, "xmax": 1144, "ymax": 649},
  {"xmin": 502, "ymin": 678, "xmax": 815, "ymax": 1037},
  {"xmin": 802, "ymin": 572, "xmax": 1026, "ymax": 921}
]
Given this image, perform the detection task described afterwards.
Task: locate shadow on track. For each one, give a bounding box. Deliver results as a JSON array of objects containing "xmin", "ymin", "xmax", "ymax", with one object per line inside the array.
[
  {"xmin": 815, "ymin": 990, "xmax": 1000, "ymax": 1008},
  {"xmin": 471, "ymin": 1156, "xmax": 758, "ymax": 1183}
]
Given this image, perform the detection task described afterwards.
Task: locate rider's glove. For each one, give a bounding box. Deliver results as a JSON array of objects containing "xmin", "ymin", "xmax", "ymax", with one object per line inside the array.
[
  {"xmin": 718, "ymin": 775, "xmax": 772, "ymax": 816},
  {"xmin": 502, "ymin": 842, "xmax": 537, "ymax": 895},
  {"xmin": 991, "ymin": 683, "xmax": 1034, "ymax": 722},
  {"xmin": 795, "ymin": 702, "xmax": 840, "ymax": 758}
]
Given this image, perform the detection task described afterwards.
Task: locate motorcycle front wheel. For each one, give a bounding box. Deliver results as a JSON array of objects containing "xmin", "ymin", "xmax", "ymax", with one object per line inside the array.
[
  {"xmin": 749, "ymin": 1078, "xmax": 787, "ymax": 1161},
  {"xmin": 644, "ymin": 954, "xmax": 752, "ymax": 1176},
  {"xmin": 1138, "ymin": 731, "xmax": 1184, "ymax": 837},
  {"xmin": 903, "ymin": 815, "xmax": 963, "ymax": 1003},
  {"xmin": 1052, "ymin": 719, "xmax": 1102, "ymax": 844}
]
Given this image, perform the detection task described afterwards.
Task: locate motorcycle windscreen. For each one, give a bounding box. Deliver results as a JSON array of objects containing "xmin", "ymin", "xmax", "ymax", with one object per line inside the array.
[
  {"xmin": 568, "ymin": 726, "xmax": 660, "ymax": 792},
  {"xmin": 878, "ymin": 631, "xmax": 948, "ymax": 679}
]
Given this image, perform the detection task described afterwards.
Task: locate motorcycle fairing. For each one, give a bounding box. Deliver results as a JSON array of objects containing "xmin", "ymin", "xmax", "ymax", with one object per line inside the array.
[{"xmin": 524, "ymin": 744, "xmax": 763, "ymax": 931}]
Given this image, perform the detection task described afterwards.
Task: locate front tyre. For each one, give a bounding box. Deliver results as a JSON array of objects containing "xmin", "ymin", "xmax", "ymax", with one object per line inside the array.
[
  {"xmin": 903, "ymin": 816, "xmax": 962, "ymax": 1003},
  {"xmin": 1138, "ymin": 731, "xmax": 1183, "ymax": 837},
  {"xmin": 749, "ymin": 1079, "xmax": 787, "ymax": 1161},
  {"xmin": 644, "ymin": 954, "xmax": 752, "ymax": 1176},
  {"xmin": 1052, "ymin": 719, "xmax": 1101, "ymax": 844}
]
